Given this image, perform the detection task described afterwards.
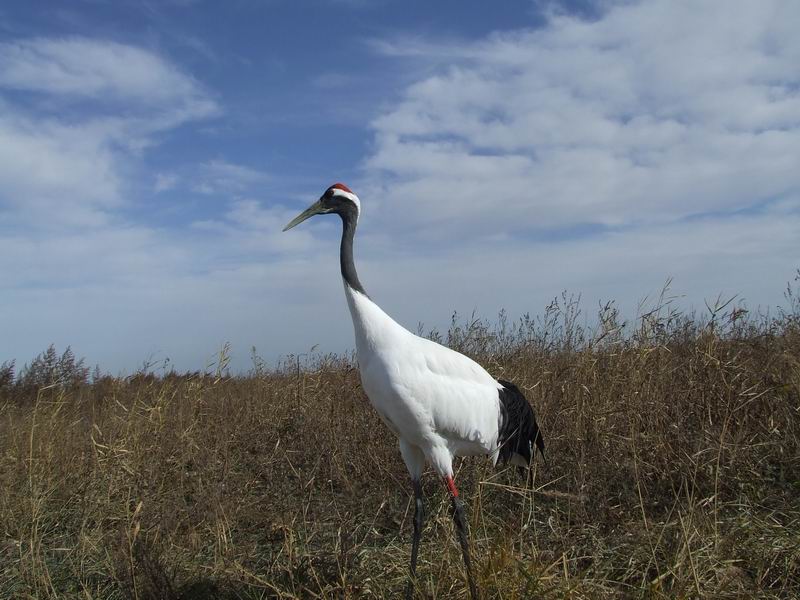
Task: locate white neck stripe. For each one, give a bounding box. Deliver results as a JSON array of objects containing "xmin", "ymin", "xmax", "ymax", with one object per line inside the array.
[{"xmin": 332, "ymin": 188, "xmax": 360, "ymax": 218}]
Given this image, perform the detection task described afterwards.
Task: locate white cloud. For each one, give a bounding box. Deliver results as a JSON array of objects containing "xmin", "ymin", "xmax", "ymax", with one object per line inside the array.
[
  {"xmin": 0, "ymin": 33, "xmax": 323, "ymax": 371},
  {"xmin": 365, "ymin": 0, "xmax": 800, "ymax": 236},
  {"xmin": 0, "ymin": 37, "xmax": 219, "ymax": 229},
  {"xmin": 0, "ymin": 37, "xmax": 215, "ymax": 116},
  {"xmin": 0, "ymin": 109, "xmax": 121, "ymax": 227}
]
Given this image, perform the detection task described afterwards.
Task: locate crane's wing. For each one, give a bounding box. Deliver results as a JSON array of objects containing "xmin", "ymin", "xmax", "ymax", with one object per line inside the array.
[{"xmin": 389, "ymin": 335, "xmax": 503, "ymax": 452}]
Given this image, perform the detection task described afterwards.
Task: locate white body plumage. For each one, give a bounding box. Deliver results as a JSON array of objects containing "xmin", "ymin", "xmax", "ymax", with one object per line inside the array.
[{"xmin": 344, "ymin": 284, "xmax": 505, "ymax": 478}]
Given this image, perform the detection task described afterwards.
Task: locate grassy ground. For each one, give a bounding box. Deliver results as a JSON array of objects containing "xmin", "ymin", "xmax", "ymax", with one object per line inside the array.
[{"xmin": 1, "ymin": 290, "xmax": 799, "ymax": 599}]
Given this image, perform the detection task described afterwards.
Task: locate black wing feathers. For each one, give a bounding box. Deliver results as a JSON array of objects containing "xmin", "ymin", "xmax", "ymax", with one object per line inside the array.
[{"xmin": 497, "ymin": 379, "xmax": 545, "ymax": 466}]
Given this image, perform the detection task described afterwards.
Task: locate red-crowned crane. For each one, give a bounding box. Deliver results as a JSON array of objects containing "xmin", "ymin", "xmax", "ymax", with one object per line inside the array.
[{"xmin": 283, "ymin": 183, "xmax": 545, "ymax": 599}]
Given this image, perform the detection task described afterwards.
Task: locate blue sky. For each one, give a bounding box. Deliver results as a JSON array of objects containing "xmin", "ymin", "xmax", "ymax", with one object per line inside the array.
[{"xmin": 2, "ymin": 0, "xmax": 799, "ymax": 374}]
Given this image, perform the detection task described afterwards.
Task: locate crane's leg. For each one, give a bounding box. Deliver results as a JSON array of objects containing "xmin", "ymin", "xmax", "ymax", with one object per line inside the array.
[
  {"xmin": 444, "ymin": 476, "xmax": 479, "ymax": 600},
  {"xmin": 400, "ymin": 441, "xmax": 426, "ymax": 599},
  {"xmin": 405, "ymin": 478, "xmax": 424, "ymax": 600}
]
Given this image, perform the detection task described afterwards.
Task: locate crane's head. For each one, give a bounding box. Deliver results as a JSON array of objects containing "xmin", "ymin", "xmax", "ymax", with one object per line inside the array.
[{"xmin": 282, "ymin": 183, "xmax": 361, "ymax": 231}]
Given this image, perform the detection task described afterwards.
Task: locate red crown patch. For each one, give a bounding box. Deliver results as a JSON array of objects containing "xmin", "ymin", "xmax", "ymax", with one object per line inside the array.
[{"xmin": 331, "ymin": 182, "xmax": 353, "ymax": 194}]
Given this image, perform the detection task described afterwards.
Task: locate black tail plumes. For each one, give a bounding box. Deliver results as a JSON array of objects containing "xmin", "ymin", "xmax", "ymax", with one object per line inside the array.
[{"xmin": 497, "ymin": 380, "xmax": 545, "ymax": 466}]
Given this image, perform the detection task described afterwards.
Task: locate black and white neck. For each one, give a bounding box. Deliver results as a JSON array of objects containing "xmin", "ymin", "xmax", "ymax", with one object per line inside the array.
[{"xmin": 329, "ymin": 186, "xmax": 367, "ymax": 296}]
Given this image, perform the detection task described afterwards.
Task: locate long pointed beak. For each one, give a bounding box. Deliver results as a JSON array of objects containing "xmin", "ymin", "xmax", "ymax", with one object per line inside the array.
[{"xmin": 282, "ymin": 199, "xmax": 325, "ymax": 232}]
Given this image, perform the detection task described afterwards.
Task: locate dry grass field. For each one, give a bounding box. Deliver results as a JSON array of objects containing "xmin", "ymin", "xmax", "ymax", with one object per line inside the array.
[{"xmin": 1, "ymin": 284, "xmax": 799, "ymax": 599}]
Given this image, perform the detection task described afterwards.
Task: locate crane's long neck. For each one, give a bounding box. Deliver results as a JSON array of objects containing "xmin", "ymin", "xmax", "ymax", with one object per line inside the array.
[
  {"xmin": 340, "ymin": 204, "xmax": 367, "ymax": 296},
  {"xmin": 339, "ymin": 204, "xmax": 408, "ymax": 357}
]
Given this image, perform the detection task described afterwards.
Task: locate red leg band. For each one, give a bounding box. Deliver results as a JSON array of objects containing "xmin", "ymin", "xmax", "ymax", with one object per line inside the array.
[{"xmin": 445, "ymin": 475, "xmax": 459, "ymax": 498}]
